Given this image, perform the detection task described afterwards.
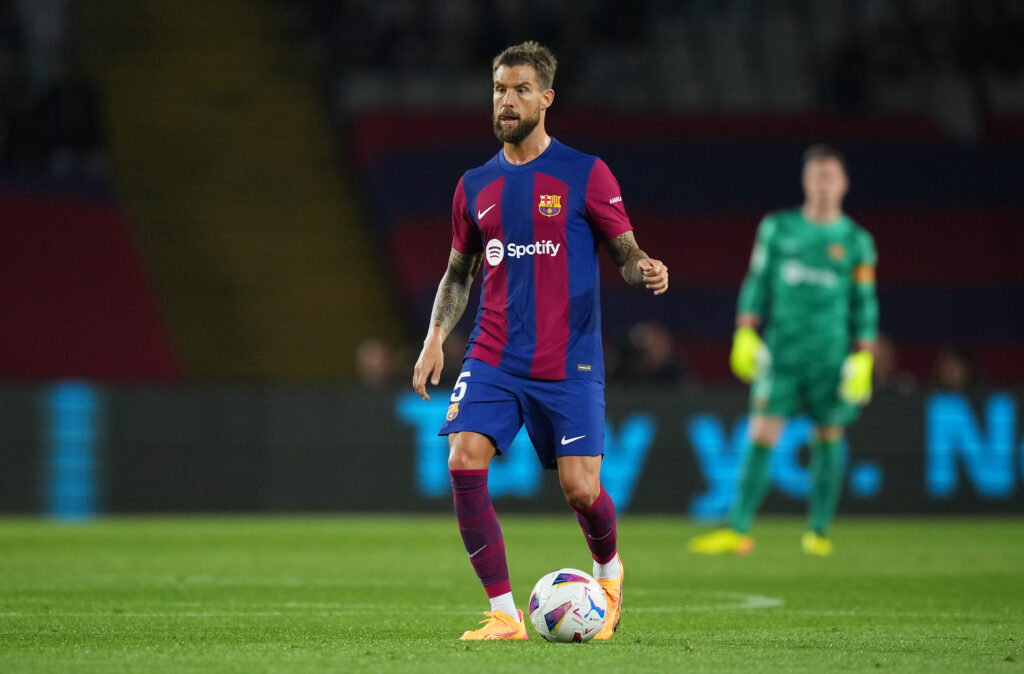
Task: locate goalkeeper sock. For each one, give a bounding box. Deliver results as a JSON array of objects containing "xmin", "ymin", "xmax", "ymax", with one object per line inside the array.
[
  {"xmin": 727, "ymin": 443, "xmax": 773, "ymax": 534},
  {"xmin": 808, "ymin": 439, "xmax": 845, "ymax": 536}
]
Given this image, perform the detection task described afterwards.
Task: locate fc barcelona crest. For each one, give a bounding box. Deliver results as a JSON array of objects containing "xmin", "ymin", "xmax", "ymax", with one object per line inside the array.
[
  {"xmin": 538, "ymin": 194, "xmax": 562, "ymax": 217},
  {"xmin": 446, "ymin": 402, "xmax": 460, "ymax": 421}
]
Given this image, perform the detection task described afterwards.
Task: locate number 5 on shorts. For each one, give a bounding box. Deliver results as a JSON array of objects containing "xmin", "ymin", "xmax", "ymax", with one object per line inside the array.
[{"xmin": 451, "ymin": 371, "xmax": 471, "ymax": 402}]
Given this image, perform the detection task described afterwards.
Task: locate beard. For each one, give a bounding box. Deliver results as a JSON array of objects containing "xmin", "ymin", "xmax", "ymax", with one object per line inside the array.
[{"xmin": 493, "ymin": 107, "xmax": 540, "ymax": 145}]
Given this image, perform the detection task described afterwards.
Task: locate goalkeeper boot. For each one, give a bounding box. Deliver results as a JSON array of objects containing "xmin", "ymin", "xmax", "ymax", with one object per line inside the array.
[
  {"xmin": 801, "ymin": 531, "xmax": 833, "ymax": 556},
  {"xmin": 593, "ymin": 558, "xmax": 623, "ymax": 640},
  {"xmin": 688, "ymin": 528, "xmax": 754, "ymax": 555},
  {"xmin": 459, "ymin": 609, "xmax": 528, "ymax": 641}
]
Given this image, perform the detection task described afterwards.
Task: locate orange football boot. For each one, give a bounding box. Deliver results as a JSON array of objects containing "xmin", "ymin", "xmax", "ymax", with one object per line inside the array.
[
  {"xmin": 459, "ymin": 609, "xmax": 528, "ymax": 641},
  {"xmin": 593, "ymin": 558, "xmax": 623, "ymax": 640}
]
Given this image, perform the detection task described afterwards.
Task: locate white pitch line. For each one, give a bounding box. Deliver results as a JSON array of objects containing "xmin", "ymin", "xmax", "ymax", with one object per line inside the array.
[
  {"xmin": 631, "ymin": 592, "xmax": 784, "ymax": 612},
  {"xmin": 0, "ymin": 592, "xmax": 784, "ymax": 619}
]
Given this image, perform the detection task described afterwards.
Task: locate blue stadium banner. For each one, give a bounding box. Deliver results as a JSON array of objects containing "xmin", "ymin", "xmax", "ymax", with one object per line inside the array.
[
  {"xmin": 0, "ymin": 386, "xmax": 1022, "ymax": 515},
  {"xmin": 46, "ymin": 382, "xmax": 101, "ymax": 520},
  {"xmin": 399, "ymin": 388, "xmax": 1024, "ymax": 516}
]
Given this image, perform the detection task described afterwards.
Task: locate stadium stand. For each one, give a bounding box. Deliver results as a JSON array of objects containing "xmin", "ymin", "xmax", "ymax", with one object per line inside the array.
[
  {"xmin": 4, "ymin": 0, "xmax": 1021, "ymax": 384},
  {"xmin": 0, "ymin": 0, "xmax": 177, "ymax": 380},
  {"xmin": 282, "ymin": 0, "xmax": 1024, "ymax": 385},
  {"xmin": 76, "ymin": 0, "xmax": 401, "ymax": 380}
]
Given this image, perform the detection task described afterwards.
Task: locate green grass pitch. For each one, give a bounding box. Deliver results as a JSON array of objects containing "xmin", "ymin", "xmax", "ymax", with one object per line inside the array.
[{"xmin": 1, "ymin": 516, "xmax": 1021, "ymax": 673}]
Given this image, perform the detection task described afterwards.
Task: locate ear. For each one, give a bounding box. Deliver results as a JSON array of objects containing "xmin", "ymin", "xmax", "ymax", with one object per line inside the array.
[{"xmin": 541, "ymin": 88, "xmax": 555, "ymax": 110}]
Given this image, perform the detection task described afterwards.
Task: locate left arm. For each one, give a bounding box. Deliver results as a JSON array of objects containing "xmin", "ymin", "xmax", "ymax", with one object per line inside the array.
[
  {"xmin": 849, "ymin": 231, "xmax": 879, "ymax": 353},
  {"xmin": 840, "ymin": 231, "xmax": 879, "ymax": 404},
  {"xmin": 584, "ymin": 158, "xmax": 668, "ymax": 295},
  {"xmin": 603, "ymin": 230, "xmax": 669, "ymax": 295},
  {"xmin": 850, "ymin": 282, "xmax": 879, "ymax": 353}
]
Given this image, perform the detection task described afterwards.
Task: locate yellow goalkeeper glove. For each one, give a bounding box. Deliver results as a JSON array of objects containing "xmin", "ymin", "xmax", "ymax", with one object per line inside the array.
[
  {"xmin": 840, "ymin": 351, "xmax": 874, "ymax": 405},
  {"xmin": 729, "ymin": 326, "xmax": 764, "ymax": 383}
]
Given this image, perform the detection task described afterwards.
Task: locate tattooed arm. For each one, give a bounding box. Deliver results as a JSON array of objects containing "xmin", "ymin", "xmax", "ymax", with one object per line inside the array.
[
  {"xmin": 605, "ymin": 230, "xmax": 649, "ymax": 287},
  {"xmin": 604, "ymin": 231, "xmax": 669, "ymax": 295},
  {"xmin": 413, "ymin": 247, "xmax": 483, "ymax": 400}
]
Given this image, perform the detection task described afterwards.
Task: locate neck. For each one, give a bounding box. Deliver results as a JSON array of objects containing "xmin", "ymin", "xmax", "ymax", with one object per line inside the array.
[
  {"xmin": 802, "ymin": 202, "xmax": 841, "ymax": 225},
  {"xmin": 503, "ymin": 128, "xmax": 551, "ymax": 165}
]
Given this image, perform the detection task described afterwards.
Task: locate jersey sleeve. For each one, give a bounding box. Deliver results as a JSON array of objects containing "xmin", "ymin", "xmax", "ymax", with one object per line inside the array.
[
  {"xmin": 850, "ymin": 228, "xmax": 879, "ymax": 343},
  {"xmin": 451, "ymin": 176, "xmax": 482, "ymax": 255},
  {"xmin": 736, "ymin": 215, "xmax": 776, "ymax": 319},
  {"xmin": 584, "ymin": 158, "xmax": 633, "ymax": 240}
]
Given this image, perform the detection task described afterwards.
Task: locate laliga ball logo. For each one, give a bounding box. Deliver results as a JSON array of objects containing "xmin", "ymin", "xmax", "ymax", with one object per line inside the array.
[{"xmin": 485, "ymin": 238, "xmax": 505, "ymax": 266}]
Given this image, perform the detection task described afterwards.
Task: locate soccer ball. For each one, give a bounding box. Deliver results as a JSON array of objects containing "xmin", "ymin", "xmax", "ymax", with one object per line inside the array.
[{"xmin": 528, "ymin": 568, "xmax": 607, "ymax": 642}]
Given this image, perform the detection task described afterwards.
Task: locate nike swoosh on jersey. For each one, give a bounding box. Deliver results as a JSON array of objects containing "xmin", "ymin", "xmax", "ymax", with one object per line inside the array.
[
  {"xmin": 560, "ymin": 435, "xmax": 586, "ymax": 445},
  {"xmin": 477, "ymin": 203, "xmax": 496, "ymax": 220}
]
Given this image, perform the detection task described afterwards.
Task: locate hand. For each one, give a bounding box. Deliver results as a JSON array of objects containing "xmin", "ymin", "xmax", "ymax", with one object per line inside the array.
[
  {"xmin": 412, "ymin": 337, "xmax": 444, "ymax": 401},
  {"xmin": 638, "ymin": 258, "xmax": 668, "ymax": 295},
  {"xmin": 840, "ymin": 351, "xmax": 874, "ymax": 405},
  {"xmin": 729, "ymin": 326, "xmax": 764, "ymax": 383}
]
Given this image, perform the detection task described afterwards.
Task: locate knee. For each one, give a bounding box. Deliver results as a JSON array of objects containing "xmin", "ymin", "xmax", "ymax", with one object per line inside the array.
[
  {"xmin": 447, "ymin": 433, "xmax": 494, "ymax": 471},
  {"xmin": 816, "ymin": 426, "xmax": 844, "ymax": 444},
  {"xmin": 447, "ymin": 451, "xmax": 475, "ymax": 471},
  {"xmin": 750, "ymin": 416, "xmax": 783, "ymax": 447},
  {"xmin": 447, "ymin": 444, "xmax": 480, "ymax": 471},
  {"xmin": 562, "ymin": 482, "xmax": 600, "ymax": 511}
]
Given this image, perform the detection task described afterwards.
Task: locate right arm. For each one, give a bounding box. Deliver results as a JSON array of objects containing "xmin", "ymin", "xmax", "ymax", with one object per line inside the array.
[
  {"xmin": 413, "ymin": 176, "xmax": 482, "ymax": 400},
  {"xmin": 412, "ymin": 247, "xmax": 482, "ymax": 401},
  {"xmin": 736, "ymin": 216, "xmax": 775, "ymax": 329},
  {"xmin": 730, "ymin": 217, "xmax": 774, "ymax": 381}
]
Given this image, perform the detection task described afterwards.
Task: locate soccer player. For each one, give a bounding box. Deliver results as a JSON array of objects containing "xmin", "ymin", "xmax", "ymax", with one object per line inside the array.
[
  {"xmin": 688, "ymin": 144, "xmax": 878, "ymax": 557},
  {"xmin": 412, "ymin": 41, "xmax": 668, "ymax": 640}
]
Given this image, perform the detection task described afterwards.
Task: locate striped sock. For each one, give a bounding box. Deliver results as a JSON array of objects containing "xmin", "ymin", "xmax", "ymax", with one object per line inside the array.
[
  {"xmin": 573, "ymin": 485, "xmax": 618, "ymax": 566},
  {"xmin": 450, "ymin": 469, "xmax": 512, "ymax": 600}
]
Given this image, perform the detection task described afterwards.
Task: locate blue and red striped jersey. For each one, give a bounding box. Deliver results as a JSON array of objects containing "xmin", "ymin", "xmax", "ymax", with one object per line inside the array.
[{"xmin": 451, "ymin": 138, "xmax": 632, "ymax": 382}]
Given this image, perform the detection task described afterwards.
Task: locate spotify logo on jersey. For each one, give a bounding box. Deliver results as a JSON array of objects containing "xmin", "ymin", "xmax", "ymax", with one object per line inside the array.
[
  {"xmin": 485, "ymin": 238, "xmax": 562, "ymax": 266},
  {"xmin": 485, "ymin": 239, "xmax": 505, "ymax": 266}
]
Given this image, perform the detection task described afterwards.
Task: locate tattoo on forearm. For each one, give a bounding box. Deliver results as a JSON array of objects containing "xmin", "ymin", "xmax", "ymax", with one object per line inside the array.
[
  {"xmin": 430, "ymin": 248, "xmax": 482, "ymax": 339},
  {"xmin": 605, "ymin": 231, "xmax": 649, "ymax": 287}
]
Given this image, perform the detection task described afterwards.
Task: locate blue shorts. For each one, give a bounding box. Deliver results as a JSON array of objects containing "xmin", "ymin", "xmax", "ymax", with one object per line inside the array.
[{"xmin": 438, "ymin": 357, "xmax": 605, "ymax": 469}]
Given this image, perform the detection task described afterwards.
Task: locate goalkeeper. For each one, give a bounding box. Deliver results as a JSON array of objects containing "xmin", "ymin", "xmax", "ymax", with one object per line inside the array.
[{"xmin": 689, "ymin": 144, "xmax": 879, "ymax": 556}]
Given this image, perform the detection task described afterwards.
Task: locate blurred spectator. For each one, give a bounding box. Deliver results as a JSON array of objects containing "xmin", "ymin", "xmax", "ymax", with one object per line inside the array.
[
  {"xmin": 0, "ymin": 0, "xmax": 103, "ymax": 178},
  {"xmin": 15, "ymin": 0, "xmax": 66, "ymax": 89},
  {"xmin": 42, "ymin": 53, "xmax": 105, "ymax": 176},
  {"xmin": 932, "ymin": 343, "xmax": 976, "ymax": 391},
  {"xmin": 355, "ymin": 337, "xmax": 397, "ymax": 388},
  {"xmin": 872, "ymin": 333, "xmax": 916, "ymax": 394},
  {"xmin": 616, "ymin": 321, "xmax": 687, "ymax": 384}
]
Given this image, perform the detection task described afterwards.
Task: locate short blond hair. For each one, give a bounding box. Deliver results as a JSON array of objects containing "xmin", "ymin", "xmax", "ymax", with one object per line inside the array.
[{"xmin": 803, "ymin": 143, "xmax": 847, "ymax": 171}]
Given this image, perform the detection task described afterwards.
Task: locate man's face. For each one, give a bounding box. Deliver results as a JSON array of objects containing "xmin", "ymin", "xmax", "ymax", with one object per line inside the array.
[
  {"xmin": 492, "ymin": 64, "xmax": 551, "ymax": 145},
  {"xmin": 802, "ymin": 157, "xmax": 849, "ymax": 208}
]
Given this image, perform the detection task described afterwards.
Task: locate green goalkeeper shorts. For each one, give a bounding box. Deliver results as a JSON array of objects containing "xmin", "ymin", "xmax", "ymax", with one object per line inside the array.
[{"xmin": 749, "ymin": 359, "xmax": 862, "ymax": 427}]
